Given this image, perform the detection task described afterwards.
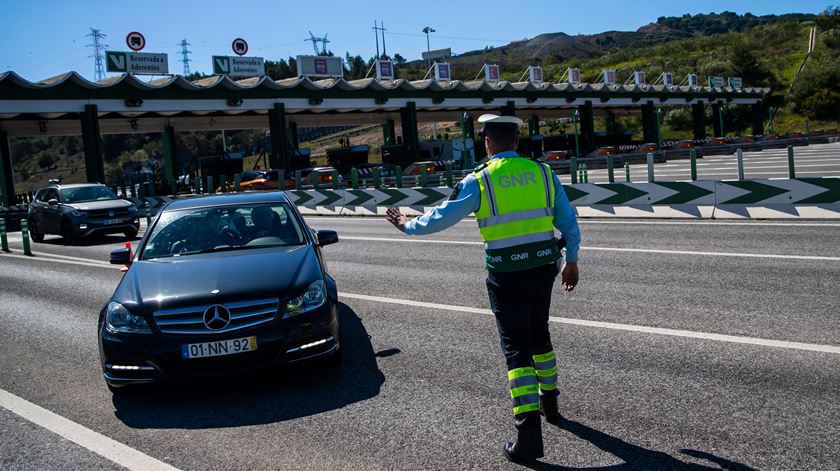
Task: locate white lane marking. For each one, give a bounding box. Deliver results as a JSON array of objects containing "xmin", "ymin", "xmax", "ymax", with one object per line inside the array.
[
  {"xmin": 338, "ymin": 292, "xmax": 840, "ymax": 354},
  {"xmin": 0, "ymin": 389, "xmax": 181, "ymax": 471},
  {"xmin": 336, "ymin": 236, "xmax": 840, "ymax": 261},
  {"xmin": 309, "ymin": 217, "xmax": 840, "ymax": 227},
  {"xmin": 1, "ymin": 252, "xmax": 120, "ymax": 269}
]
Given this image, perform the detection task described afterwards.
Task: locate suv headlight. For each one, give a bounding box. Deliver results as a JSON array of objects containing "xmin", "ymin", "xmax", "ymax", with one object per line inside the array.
[
  {"xmin": 127, "ymin": 205, "xmax": 138, "ymax": 214},
  {"xmin": 284, "ymin": 280, "xmax": 326, "ymax": 318},
  {"xmin": 71, "ymin": 210, "xmax": 88, "ymax": 217},
  {"xmin": 106, "ymin": 301, "xmax": 151, "ymax": 334}
]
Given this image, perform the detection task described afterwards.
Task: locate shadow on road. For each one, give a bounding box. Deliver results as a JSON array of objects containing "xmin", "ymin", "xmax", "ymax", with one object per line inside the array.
[
  {"xmin": 111, "ymin": 303, "xmax": 385, "ymax": 429},
  {"xmin": 521, "ymin": 417, "xmax": 756, "ymax": 471},
  {"xmin": 35, "ymin": 234, "xmax": 141, "ymax": 247}
]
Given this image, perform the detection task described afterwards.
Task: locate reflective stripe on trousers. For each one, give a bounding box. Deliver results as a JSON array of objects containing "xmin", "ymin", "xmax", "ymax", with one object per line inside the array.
[
  {"xmin": 508, "ymin": 366, "xmax": 540, "ymax": 415},
  {"xmin": 532, "ymin": 350, "xmax": 558, "ymax": 392}
]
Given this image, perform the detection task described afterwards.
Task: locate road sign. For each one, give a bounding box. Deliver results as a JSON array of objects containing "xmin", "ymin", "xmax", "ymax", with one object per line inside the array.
[
  {"xmin": 568, "ymin": 67, "xmax": 581, "ymax": 84},
  {"xmin": 634, "ymin": 71, "xmax": 646, "ymax": 86},
  {"xmin": 728, "ymin": 77, "xmax": 743, "ymax": 89},
  {"xmin": 434, "ymin": 62, "xmax": 451, "ymax": 81},
  {"xmin": 687, "ymin": 74, "xmax": 699, "ymax": 87},
  {"xmin": 603, "ymin": 70, "xmax": 616, "ymax": 85},
  {"xmin": 375, "ymin": 60, "xmax": 394, "ymax": 80},
  {"xmin": 296, "ymin": 55, "xmax": 343, "ymax": 78},
  {"xmin": 662, "ymin": 72, "xmax": 673, "ymax": 86},
  {"xmin": 212, "ymin": 55, "xmax": 265, "ymax": 77},
  {"xmin": 529, "ymin": 66, "xmax": 543, "ymax": 84},
  {"xmin": 106, "ymin": 51, "xmax": 169, "ymax": 75},
  {"xmin": 126, "ymin": 32, "xmax": 145, "ymax": 52},
  {"xmin": 232, "ymin": 38, "xmax": 248, "ymax": 56},
  {"xmin": 709, "ymin": 76, "xmax": 725, "ymax": 88},
  {"xmin": 484, "ymin": 64, "xmax": 500, "ymax": 82}
]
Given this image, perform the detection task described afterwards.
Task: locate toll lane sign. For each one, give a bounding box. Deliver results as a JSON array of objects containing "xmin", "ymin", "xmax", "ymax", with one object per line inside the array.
[
  {"xmin": 106, "ymin": 51, "xmax": 169, "ymax": 75},
  {"xmin": 212, "ymin": 56, "xmax": 265, "ymax": 77}
]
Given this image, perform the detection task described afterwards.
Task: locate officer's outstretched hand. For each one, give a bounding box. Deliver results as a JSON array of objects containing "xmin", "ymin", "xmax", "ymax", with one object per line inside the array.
[
  {"xmin": 561, "ymin": 261, "xmax": 579, "ymax": 292},
  {"xmin": 386, "ymin": 207, "xmax": 410, "ymax": 233}
]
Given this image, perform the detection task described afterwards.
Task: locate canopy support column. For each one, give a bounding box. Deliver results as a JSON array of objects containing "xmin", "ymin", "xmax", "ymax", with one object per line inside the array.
[
  {"xmin": 268, "ymin": 103, "xmax": 290, "ymax": 170},
  {"xmin": 81, "ymin": 104, "xmax": 104, "ymax": 183},
  {"xmin": 162, "ymin": 125, "xmax": 177, "ymax": 182},
  {"xmin": 501, "ymin": 101, "xmax": 516, "ymax": 117},
  {"xmin": 383, "ymin": 119, "xmax": 396, "ymax": 145},
  {"xmin": 579, "ymin": 101, "xmax": 595, "ymax": 154},
  {"xmin": 641, "ymin": 102, "xmax": 658, "ymax": 144},
  {"xmin": 289, "ymin": 122, "xmax": 299, "ymax": 150},
  {"xmin": 751, "ymin": 103, "xmax": 765, "ymax": 136},
  {"xmin": 401, "ymin": 102, "xmax": 420, "ymax": 162},
  {"xmin": 528, "ymin": 115, "xmax": 540, "ymax": 135},
  {"xmin": 0, "ymin": 130, "xmax": 14, "ymax": 206},
  {"xmin": 712, "ymin": 103, "xmax": 724, "ymax": 137},
  {"xmin": 692, "ymin": 103, "xmax": 707, "ymax": 140}
]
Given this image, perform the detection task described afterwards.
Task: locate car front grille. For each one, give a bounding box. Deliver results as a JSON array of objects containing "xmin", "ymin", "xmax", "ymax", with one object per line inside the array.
[
  {"xmin": 153, "ymin": 298, "xmax": 280, "ymax": 335},
  {"xmin": 88, "ymin": 207, "xmax": 131, "ymax": 218}
]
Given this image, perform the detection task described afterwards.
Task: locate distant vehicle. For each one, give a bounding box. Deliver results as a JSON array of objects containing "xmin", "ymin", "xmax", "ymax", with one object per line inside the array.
[
  {"xmin": 100, "ymin": 192, "xmax": 341, "ymax": 392},
  {"xmin": 763, "ymin": 134, "xmax": 781, "ymax": 140},
  {"xmin": 786, "ymin": 132, "xmax": 803, "ymax": 139},
  {"xmin": 236, "ymin": 169, "xmax": 294, "ymax": 191},
  {"xmin": 403, "ymin": 161, "xmax": 439, "ymax": 176},
  {"xmin": 27, "ymin": 183, "xmax": 140, "ymax": 243},
  {"xmin": 586, "ymin": 146, "xmax": 619, "ymax": 158},
  {"xmin": 672, "ymin": 140, "xmax": 695, "ymax": 149},
  {"xmin": 707, "ymin": 137, "xmax": 728, "ymax": 146},
  {"xmin": 638, "ymin": 143, "xmax": 658, "ymax": 152},
  {"xmin": 541, "ymin": 150, "xmax": 569, "ymax": 162},
  {"xmin": 736, "ymin": 136, "xmax": 755, "ymax": 143},
  {"xmin": 296, "ymin": 167, "xmax": 341, "ymax": 187}
]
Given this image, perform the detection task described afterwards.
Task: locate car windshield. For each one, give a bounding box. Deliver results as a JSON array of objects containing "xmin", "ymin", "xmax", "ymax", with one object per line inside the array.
[
  {"xmin": 61, "ymin": 186, "xmax": 117, "ymax": 203},
  {"xmin": 140, "ymin": 202, "xmax": 306, "ymax": 260}
]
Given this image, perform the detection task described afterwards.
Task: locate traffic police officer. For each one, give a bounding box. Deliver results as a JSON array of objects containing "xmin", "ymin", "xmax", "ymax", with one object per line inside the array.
[{"xmin": 386, "ymin": 114, "xmax": 581, "ymax": 463}]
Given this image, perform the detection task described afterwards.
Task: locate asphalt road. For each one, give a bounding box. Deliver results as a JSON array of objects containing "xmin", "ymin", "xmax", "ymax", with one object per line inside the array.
[
  {"xmin": 1, "ymin": 217, "xmax": 839, "ymax": 470},
  {"xmin": 557, "ymin": 141, "xmax": 840, "ymax": 184}
]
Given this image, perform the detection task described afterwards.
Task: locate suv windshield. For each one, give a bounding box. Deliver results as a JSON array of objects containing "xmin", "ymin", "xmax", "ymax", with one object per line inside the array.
[
  {"xmin": 141, "ymin": 202, "xmax": 306, "ymax": 260},
  {"xmin": 61, "ymin": 186, "xmax": 117, "ymax": 203}
]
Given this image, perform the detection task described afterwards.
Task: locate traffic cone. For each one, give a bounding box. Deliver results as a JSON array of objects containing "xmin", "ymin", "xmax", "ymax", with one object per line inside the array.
[{"xmin": 120, "ymin": 242, "xmax": 132, "ymax": 273}]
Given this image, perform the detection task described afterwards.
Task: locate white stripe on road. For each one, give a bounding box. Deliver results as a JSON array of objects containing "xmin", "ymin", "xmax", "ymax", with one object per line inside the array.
[
  {"xmin": 337, "ymin": 236, "xmax": 840, "ymax": 261},
  {"xmin": 309, "ymin": 217, "xmax": 840, "ymax": 227},
  {"xmin": 338, "ymin": 292, "xmax": 840, "ymax": 354},
  {"xmin": 1, "ymin": 252, "xmax": 119, "ymax": 269},
  {"xmin": 0, "ymin": 389, "xmax": 180, "ymax": 471}
]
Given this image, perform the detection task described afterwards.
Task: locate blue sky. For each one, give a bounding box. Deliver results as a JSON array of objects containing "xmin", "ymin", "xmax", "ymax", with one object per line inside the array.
[{"xmin": 0, "ymin": 0, "xmax": 829, "ymax": 81}]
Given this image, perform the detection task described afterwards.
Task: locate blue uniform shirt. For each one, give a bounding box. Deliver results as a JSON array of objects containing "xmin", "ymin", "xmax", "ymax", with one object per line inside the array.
[{"xmin": 403, "ymin": 150, "xmax": 581, "ymax": 263}]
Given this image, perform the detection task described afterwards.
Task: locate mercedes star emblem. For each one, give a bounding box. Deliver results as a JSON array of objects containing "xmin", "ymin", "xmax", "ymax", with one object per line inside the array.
[{"xmin": 203, "ymin": 305, "xmax": 231, "ymax": 330}]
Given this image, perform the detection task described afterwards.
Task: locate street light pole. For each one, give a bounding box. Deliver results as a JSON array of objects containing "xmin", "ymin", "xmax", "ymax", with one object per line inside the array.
[
  {"xmin": 656, "ymin": 108, "xmax": 662, "ymax": 151},
  {"xmin": 572, "ymin": 110, "xmax": 580, "ymax": 158},
  {"xmin": 422, "ymin": 26, "xmax": 435, "ymax": 69}
]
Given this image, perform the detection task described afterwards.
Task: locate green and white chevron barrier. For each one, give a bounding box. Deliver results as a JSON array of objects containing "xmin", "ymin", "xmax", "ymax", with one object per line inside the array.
[{"xmin": 97, "ymin": 178, "xmax": 840, "ymax": 220}]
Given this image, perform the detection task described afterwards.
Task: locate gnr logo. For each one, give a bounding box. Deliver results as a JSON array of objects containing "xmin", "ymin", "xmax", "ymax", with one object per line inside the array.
[
  {"xmin": 489, "ymin": 256, "xmax": 503, "ymax": 264},
  {"xmin": 536, "ymin": 249, "xmax": 553, "ymax": 257},
  {"xmin": 498, "ymin": 172, "xmax": 537, "ymax": 188},
  {"xmin": 510, "ymin": 252, "xmax": 529, "ymax": 261}
]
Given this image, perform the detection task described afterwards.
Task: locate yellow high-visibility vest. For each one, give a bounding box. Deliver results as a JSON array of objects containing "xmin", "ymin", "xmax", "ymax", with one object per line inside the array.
[{"xmin": 474, "ymin": 157, "xmax": 561, "ymax": 272}]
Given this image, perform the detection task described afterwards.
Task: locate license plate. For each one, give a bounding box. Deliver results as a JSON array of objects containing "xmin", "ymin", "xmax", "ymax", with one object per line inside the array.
[
  {"xmin": 182, "ymin": 336, "xmax": 257, "ymax": 359},
  {"xmin": 104, "ymin": 219, "xmax": 122, "ymax": 225}
]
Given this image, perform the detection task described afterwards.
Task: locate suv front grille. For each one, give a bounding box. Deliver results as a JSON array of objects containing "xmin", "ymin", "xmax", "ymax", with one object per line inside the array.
[
  {"xmin": 88, "ymin": 207, "xmax": 131, "ymax": 218},
  {"xmin": 153, "ymin": 298, "xmax": 280, "ymax": 335}
]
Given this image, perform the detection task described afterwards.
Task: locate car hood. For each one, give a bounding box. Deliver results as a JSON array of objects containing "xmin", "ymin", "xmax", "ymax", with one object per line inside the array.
[
  {"xmin": 67, "ymin": 199, "xmax": 133, "ymax": 211},
  {"xmin": 113, "ymin": 245, "xmax": 321, "ymax": 313}
]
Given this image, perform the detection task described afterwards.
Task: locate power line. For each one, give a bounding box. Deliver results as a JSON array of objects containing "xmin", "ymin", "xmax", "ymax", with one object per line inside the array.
[
  {"xmin": 178, "ymin": 39, "xmax": 192, "ymax": 76},
  {"xmin": 373, "ymin": 21, "xmax": 387, "ymax": 59},
  {"xmin": 305, "ymin": 31, "xmax": 330, "ymax": 56},
  {"xmin": 86, "ymin": 28, "xmax": 108, "ymax": 81}
]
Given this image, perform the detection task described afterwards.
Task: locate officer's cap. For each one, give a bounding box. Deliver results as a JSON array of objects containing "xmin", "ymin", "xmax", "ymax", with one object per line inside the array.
[{"xmin": 477, "ymin": 114, "xmax": 524, "ymax": 126}]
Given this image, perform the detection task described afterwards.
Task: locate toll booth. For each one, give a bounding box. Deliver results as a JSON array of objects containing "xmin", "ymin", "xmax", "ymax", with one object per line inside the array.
[
  {"xmin": 326, "ymin": 145, "xmax": 369, "ymax": 175},
  {"xmin": 381, "ymin": 144, "xmax": 408, "ymax": 167}
]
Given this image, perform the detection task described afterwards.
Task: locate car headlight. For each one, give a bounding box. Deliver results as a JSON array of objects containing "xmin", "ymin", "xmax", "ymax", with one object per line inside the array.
[
  {"xmin": 71, "ymin": 210, "xmax": 88, "ymax": 217},
  {"xmin": 284, "ymin": 280, "xmax": 326, "ymax": 318},
  {"xmin": 106, "ymin": 301, "xmax": 151, "ymax": 334}
]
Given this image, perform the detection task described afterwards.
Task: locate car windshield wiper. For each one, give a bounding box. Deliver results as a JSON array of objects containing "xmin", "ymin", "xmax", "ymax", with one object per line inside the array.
[{"xmin": 194, "ymin": 245, "xmax": 264, "ymax": 254}]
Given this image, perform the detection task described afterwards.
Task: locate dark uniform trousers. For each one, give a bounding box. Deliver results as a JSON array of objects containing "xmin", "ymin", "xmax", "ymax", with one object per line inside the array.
[{"xmin": 486, "ymin": 261, "xmax": 560, "ymax": 430}]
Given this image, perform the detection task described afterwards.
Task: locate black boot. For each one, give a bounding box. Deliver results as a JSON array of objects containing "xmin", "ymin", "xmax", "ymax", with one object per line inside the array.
[
  {"xmin": 503, "ymin": 412, "xmax": 544, "ymax": 463},
  {"xmin": 540, "ymin": 392, "xmax": 561, "ymax": 423}
]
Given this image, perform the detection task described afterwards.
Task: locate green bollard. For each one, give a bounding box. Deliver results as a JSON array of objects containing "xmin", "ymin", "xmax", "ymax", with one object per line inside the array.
[
  {"xmin": 1, "ymin": 218, "xmax": 8, "ymax": 252},
  {"xmin": 438, "ymin": 174, "xmax": 445, "ymax": 187},
  {"xmin": 420, "ymin": 167, "xmax": 429, "ymax": 187},
  {"xmin": 145, "ymin": 203, "xmax": 152, "ymax": 227},
  {"xmin": 445, "ymin": 162, "xmax": 454, "ymax": 187},
  {"xmin": 373, "ymin": 168, "xmax": 382, "ymax": 189},
  {"xmin": 332, "ymin": 169, "xmax": 340, "ymax": 190},
  {"xmin": 20, "ymin": 219, "xmax": 32, "ymax": 256},
  {"xmin": 313, "ymin": 171, "xmax": 320, "ymax": 190},
  {"xmin": 607, "ymin": 156, "xmax": 614, "ymax": 183},
  {"xmin": 194, "ymin": 178, "xmax": 201, "ymax": 194},
  {"xmin": 207, "ymin": 176, "xmax": 214, "ymax": 194},
  {"xmin": 625, "ymin": 161, "xmax": 631, "ymax": 182},
  {"xmin": 278, "ymin": 170, "xmax": 285, "ymax": 191},
  {"xmin": 570, "ymin": 156, "xmax": 578, "ymax": 184},
  {"xmin": 295, "ymin": 170, "xmax": 302, "ymax": 190},
  {"xmin": 351, "ymin": 168, "xmax": 359, "ymax": 189},
  {"xmin": 414, "ymin": 176, "xmax": 421, "ymax": 187},
  {"xmin": 234, "ymin": 173, "xmax": 241, "ymax": 192},
  {"xmin": 148, "ymin": 181, "xmax": 156, "ymax": 197},
  {"xmin": 787, "ymin": 146, "xmax": 796, "ymax": 178},
  {"xmin": 584, "ymin": 164, "xmax": 589, "ymax": 183},
  {"xmin": 690, "ymin": 148, "xmax": 698, "ymax": 181},
  {"xmin": 395, "ymin": 166, "xmax": 403, "ymax": 188},
  {"xmin": 220, "ymin": 174, "xmax": 227, "ymax": 193}
]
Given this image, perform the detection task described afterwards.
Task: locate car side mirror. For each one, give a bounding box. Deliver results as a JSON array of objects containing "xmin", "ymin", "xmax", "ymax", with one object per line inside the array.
[
  {"xmin": 317, "ymin": 230, "xmax": 339, "ymax": 246},
  {"xmin": 110, "ymin": 247, "xmax": 132, "ymax": 265},
  {"xmin": 47, "ymin": 198, "xmax": 59, "ymax": 206}
]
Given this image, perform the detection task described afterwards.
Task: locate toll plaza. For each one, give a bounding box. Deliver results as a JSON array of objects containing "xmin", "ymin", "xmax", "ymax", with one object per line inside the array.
[{"xmin": 0, "ymin": 70, "xmax": 769, "ymax": 206}]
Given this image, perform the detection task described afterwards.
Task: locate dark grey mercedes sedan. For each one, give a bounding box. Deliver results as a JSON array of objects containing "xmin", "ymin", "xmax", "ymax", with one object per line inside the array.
[{"xmin": 99, "ymin": 191, "xmax": 340, "ymax": 392}]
